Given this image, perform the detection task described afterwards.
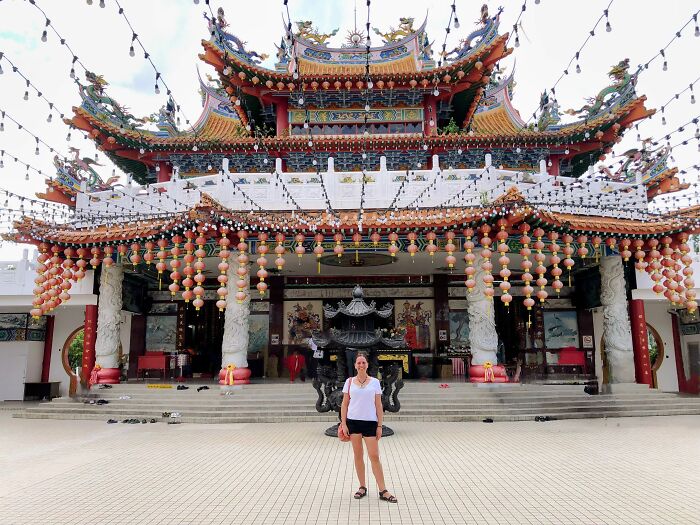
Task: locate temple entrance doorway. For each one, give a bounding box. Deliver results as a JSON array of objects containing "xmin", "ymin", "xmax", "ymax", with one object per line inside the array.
[
  {"xmin": 183, "ymin": 301, "xmax": 223, "ymax": 378},
  {"xmin": 494, "ymin": 301, "xmax": 526, "ymax": 378}
]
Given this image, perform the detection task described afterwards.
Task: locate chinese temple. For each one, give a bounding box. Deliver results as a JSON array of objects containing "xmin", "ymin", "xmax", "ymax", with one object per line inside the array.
[{"xmin": 6, "ymin": 5, "xmax": 700, "ymax": 393}]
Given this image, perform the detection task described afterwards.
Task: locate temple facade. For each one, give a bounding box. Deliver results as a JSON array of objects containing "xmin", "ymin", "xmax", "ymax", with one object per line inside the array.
[{"xmin": 3, "ymin": 7, "xmax": 700, "ymax": 398}]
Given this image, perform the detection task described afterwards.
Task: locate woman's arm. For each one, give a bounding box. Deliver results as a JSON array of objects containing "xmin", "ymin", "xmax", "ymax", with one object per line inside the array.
[
  {"xmin": 340, "ymin": 392, "xmax": 350, "ymax": 435},
  {"xmin": 375, "ymin": 393, "xmax": 383, "ymax": 439}
]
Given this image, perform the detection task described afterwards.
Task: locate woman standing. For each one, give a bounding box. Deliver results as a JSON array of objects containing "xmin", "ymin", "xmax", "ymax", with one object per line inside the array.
[{"xmin": 340, "ymin": 353, "xmax": 398, "ymax": 503}]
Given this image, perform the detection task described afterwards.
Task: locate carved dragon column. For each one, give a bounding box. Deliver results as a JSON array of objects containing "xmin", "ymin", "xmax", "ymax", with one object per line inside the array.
[
  {"xmin": 467, "ymin": 262, "xmax": 507, "ymax": 382},
  {"xmin": 219, "ymin": 263, "xmax": 251, "ymax": 385},
  {"xmin": 599, "ymin": 255, "xmax": 636, "ymax": 383},
  {"xmin": 93, "ymin": 264, "xmax": 124, "ymax": 384}
]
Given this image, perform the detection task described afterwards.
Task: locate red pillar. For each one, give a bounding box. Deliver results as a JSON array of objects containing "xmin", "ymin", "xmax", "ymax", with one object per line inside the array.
[
  {"xmin": 157, "ymin": 162, "xmax": 172, "ymax": 183},
  {"xmin": 629, "ymin": 299, "xmax": 652, "ymax": 386},
  {"xmin": 547, "ymin": 155, "xmax": 561, "ymax": 176},
  {"xmin": 40, "ymin": 316, "xmax": 55, "ymax": 383},
  {"xmin": 276, "ymin": 98, "xmax": 289, "ymax": 136},
  {"xmin": 81, "ymin": 305, "xmax": 98, "ymax": 386},
  {"xmin": 423, "ymin": 95, "xmax": 437, "ymax": 137}
]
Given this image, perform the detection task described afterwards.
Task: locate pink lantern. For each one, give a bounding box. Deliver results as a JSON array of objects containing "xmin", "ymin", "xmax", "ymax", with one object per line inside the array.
[
  {"xmin": 370, "ymin": 231, "xmax": 381, "ymax": 247},
  {"xmin": 193, "ymin": 297, "xmax": 204, "ymax": 311},
  {"xmin": 235, "ymin": 291, "xmax": 247, "ymax": 303},
  {"xmin": 388, "ymin": 232, "xmax": 399, "ymax": 259},
  {"xmin": 333, "ymin": 232, "xmax": 344, "ymax": 258},
  {"xmin": 256, "ymin": 281, "xmax": 268, "ymax": 296}
]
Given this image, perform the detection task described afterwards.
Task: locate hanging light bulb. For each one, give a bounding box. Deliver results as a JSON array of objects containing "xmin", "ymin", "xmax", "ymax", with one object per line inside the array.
[
  {"xmin": 454, "ymin": 17, "xmax": 460, "ymax": 29},
  {"xmin": 35, "ymin": 146, "xmax": 40, "ymax": 155},
  {"xmin": 25, "ymin": 171, "xmax": 29, "ymax": 181},
  {"xmin": 575, "ymin": 63, "xmax": 581, "ymax": 74},
  {"xmin": 663, "ymin": 60, "xmax": 668, "ymax": 72},
  {"xmin": 129, "ymin": 45, "xmax": 135, "ymax": 57},
  {"xmin": 66, "ymin": 131, "xmax": 71, "ymax": 141},
  {"xmin": 367, "ymin": 80, "xmax": 373, "ymax": 89},
  {"xmin": 662, "ymin": 115, "xmax": 667, "ymax": 125},
  {"xmin": 695, "ymin": 24, "xmax": 700, "ymax": 37},
  {"xmin": 433, "ymin": 88, "xmax": 439, "ymax": 96},
  {"xmin": 46, "ymin": 113, "xmax": 52, "ymax": 123},
  {"xmin": 298, "ymin": 96, "xmax": 304, "ymax": 105},
  {"xmin": 41, "ymin": 30, "xmax": 47, "ymax": 42},
  {"xmin": 99, "ymin": 0, "xmax": 105, "ymax": 7},
  {"xmin": 691, "ymin": 93, "xmax": 696, "ymax": 104},
  {"xmin": 364, "ymin": 103, "xmax": 370, "ymax": 112},
  {"xmin": 514, "ymin": 35, "xmax": 520, "ymax": 47},
  {"xmin": 605, "ymin": 20, "xmax": 611, "ymax": 32},
  {"xmin": 23, "ymin": 91, "xmax": 29, "ymax": 101},
  {"xmin": 155, "ymin": 83, "xmax": 160, "ymax": 94}
]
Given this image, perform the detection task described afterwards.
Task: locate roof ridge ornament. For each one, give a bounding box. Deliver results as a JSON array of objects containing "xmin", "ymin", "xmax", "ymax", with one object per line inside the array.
[
  {"xmin": 372, "ymin": 17, "xmax": 416, "ymax": 44},
  {"xmin": 294, "ymin": 21, "xmax": 339, "ymax": 46}
]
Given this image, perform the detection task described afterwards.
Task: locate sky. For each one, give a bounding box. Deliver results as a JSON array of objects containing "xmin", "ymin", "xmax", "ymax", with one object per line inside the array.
[{"xmin": 0, "ymin": 0, "xmax": 699, "ymax": 259}]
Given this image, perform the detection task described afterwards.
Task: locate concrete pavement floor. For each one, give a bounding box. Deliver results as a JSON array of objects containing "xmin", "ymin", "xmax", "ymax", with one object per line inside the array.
[{"xmin": 1, "ymin": 412, "xmax": 699, "ymax": 524}]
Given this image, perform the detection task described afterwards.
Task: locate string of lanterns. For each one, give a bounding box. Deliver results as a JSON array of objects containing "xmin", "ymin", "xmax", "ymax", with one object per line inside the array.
[
  {"xmin": 109, "ymin": 0, "xmax": 192, "ymax": 129},
  {"xmin": 529, "ymin": 0, "xmax": 615, "ymax": 123},
  {"xmin": 0, "ymin": 52, "xmax": 66, "ymax": 123}
]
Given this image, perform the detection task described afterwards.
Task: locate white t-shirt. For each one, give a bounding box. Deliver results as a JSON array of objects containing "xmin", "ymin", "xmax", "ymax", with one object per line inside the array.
[{"xmin": 343, "ymin": 377, "xmax": 382, "ymax": 422}]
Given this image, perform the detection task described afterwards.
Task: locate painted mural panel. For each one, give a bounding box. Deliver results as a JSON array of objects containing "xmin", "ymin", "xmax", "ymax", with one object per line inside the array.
[
  {"xmin": 283, "ymin": 301, "xmax": 323, "ymax": 345},
  {"xmin": 249, "ymin": 314, "xmax": 269, "ymax": 354},
  {"xmin": 145, "ymin": 315, "xmax": 177, "ymax": 352},
  {"xmin": 395, "ymin": 299, "xmax": 434, "ymax": 350},
  {"xmin": 0, "ymin": 313, "xmax": 28, "ymax": 341},
  {"xmin": 449, "ymin": 311, "xmax": 470, "ymax": 346},
  {"xmin": 543, "ymin": 310, "xmax": 579, "ymax": 349}
]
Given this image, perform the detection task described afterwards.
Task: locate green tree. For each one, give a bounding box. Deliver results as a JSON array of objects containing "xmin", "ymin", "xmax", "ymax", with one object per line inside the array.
[{"xmin": 67, "ymin": 329, "xmax": 85, "ymax": 371}]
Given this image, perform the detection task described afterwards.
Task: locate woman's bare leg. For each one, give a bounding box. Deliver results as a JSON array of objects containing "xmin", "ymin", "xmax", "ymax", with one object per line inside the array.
[
  {"xmin": 363, "ymin": 436, "xmax": 393, "ymax": 497},
  {"xmin": 350, "ymin": 434, "xmax": 366, "ymax": 488}
]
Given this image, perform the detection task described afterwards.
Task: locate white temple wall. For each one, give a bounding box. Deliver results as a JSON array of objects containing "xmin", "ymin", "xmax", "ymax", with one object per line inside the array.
[
  {"xmin": 640, "ymin": 301, "xmax": 678, "ymax": 392},
  {"xmin": 0, "ymin": 341, "xmax": 44, "ymax": 401}
]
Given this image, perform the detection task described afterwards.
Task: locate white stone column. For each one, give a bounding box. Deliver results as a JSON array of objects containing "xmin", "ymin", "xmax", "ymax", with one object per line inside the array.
[
  {"xmin": 600, "ymin": 255, "xmax": 635, "ymax": 383},
  {"xmin": 467, "ymin": 265, "xmax": 499, "ymax": 365},
  {"xmin": 221, "ymin": 262, "xmax": 250, "ymax": 368},
  {"xmin": 95, "ymin": 264, "xmax": 124, "ymax": 369}
]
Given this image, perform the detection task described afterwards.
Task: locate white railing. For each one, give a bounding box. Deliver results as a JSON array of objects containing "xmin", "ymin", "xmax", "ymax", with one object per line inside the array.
[{"xmin": 75, "ymin": 154, "xmax": 649, "ymax": 224}]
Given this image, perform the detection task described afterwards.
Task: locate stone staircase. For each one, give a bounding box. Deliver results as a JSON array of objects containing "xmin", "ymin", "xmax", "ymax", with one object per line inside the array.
[{"xmin": 13, "ymin": 381, "xmax": 700, "ymax": 424}]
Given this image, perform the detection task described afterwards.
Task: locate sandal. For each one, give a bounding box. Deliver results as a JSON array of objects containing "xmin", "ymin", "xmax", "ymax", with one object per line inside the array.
[
  {"xmin": 379, "ymin": 490, "xmax": 397, "ymax": 503},
  {"xmin": 353, "ymin": 486, "xmax": 367, "ymax": 499}
]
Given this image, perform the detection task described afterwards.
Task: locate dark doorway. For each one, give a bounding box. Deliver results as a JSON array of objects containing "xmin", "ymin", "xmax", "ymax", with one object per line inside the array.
[
  {"xmin": 183, "ymin": 301, "xmax": 224, "ymax": 377},
  {"xmin": 494, "ymin": 300, "xmax": 526, "ymax": 368}
]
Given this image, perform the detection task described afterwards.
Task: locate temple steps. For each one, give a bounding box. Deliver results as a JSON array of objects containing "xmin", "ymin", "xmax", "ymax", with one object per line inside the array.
[{"xmin": 14, "ymin": 382, "xmax": 700, "ymax": 423}]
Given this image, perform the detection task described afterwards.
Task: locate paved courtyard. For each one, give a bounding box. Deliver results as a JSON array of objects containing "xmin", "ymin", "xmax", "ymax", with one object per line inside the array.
[{"xmin": 0, "ymin": 411, "xmax": 699, "ymax": 525}]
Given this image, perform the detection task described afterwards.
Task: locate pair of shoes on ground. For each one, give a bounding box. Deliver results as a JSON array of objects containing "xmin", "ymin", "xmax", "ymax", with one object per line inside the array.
[
  {"xmin": 176, "ymin": 385, "xmax": 189, "ymax": 390},
  {"xmin": 353, "ymin": 487, "xmax": 397, "ymax": 503},
  {"xmin": 535, "ymin": 415, "xmax": 554, "ymax": 422},
  {"xmin": 97, "ymin": 384, "xmax": 112, "ymax": 389},
  {"xmin": 121, "ymin": 418, "xmax": 147, "ymax": 424},
  {"xmin": 482, "ymin": 417, "xmax": 494, "ymax": 423},
  {"xmin": 197, "ymin": 386, "xmax": 209, "ymax": 392}
]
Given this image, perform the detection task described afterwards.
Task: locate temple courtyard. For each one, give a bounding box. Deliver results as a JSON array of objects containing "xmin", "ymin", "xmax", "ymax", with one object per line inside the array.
[{"xmin": 0, "ymin": 411, "xmax": 698, "ymax": 525}]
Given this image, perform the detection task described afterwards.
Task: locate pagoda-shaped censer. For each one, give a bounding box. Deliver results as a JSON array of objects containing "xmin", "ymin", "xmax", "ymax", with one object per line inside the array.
[{"xmin": 311, "ymin": 285, "xmax": 405, "ymax": 437}]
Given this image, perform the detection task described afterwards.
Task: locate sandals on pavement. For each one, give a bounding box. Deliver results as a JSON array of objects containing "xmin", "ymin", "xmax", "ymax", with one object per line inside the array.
[
  {"xmin": 353, "ymin": 486, "xmax": 367, "ymax": 499},
  {"xmin": 379, "ymin": 490, "xmax": 397, "ymax": 503}
]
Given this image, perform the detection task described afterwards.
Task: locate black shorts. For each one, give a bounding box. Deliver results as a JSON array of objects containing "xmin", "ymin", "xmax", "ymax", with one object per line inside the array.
[{"xmin": 346, "ymin": 418, "xmax": 378, "ymax": 437}]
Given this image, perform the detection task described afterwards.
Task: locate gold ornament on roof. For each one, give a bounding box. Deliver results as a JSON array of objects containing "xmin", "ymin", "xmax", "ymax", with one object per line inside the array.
[
  {"xmin": 372, "ymin": 17, "xmax": 415, "ymax": 43},
  {"xmin": 295, "ymin": 21, "xmax": 339, "ymax": 46}
]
